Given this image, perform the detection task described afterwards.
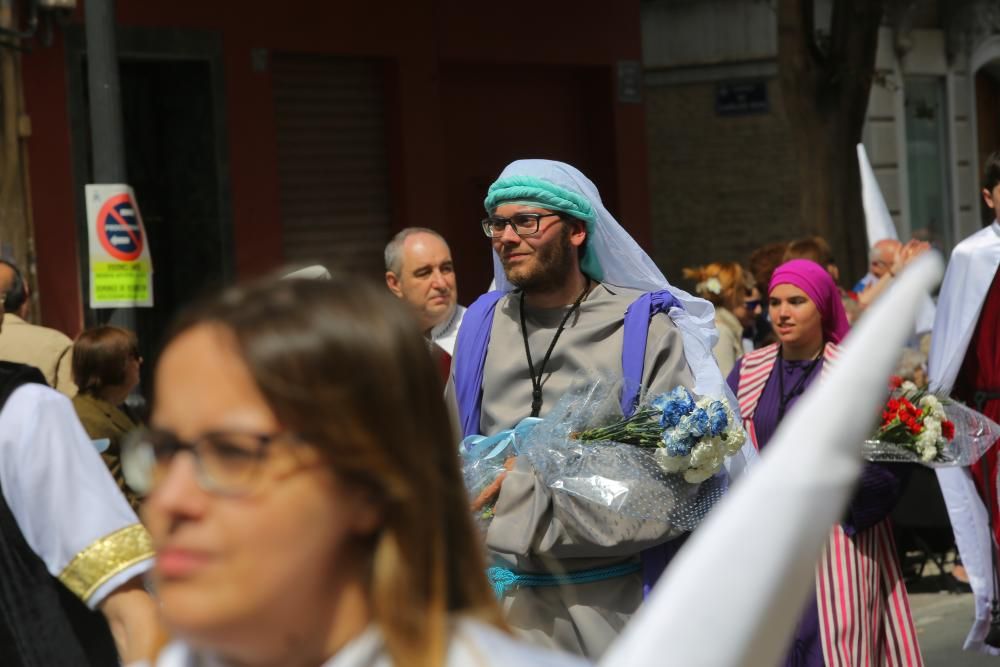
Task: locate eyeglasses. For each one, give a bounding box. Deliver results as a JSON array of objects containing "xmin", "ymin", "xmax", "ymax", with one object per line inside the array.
[
  {"xmin": 481, "ymin": 213, "xmax": 561, "ymax": 238},
  {"xmin": 122, "ymin": 427, "xmax": 299, "ymax": 497}
]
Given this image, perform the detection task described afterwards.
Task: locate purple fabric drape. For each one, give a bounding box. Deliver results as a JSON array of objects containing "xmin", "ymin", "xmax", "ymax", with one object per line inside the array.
[
  {"xmin": 620, "ymin": 290, "xmax": 684, "ymax": 415},
  {"xmin": 620, "ymin": 290, "xmax": 686, "ymax": 596},
  {"xmin": 453, "ymin": 290, "xmax": 505, "ymax": 439}
]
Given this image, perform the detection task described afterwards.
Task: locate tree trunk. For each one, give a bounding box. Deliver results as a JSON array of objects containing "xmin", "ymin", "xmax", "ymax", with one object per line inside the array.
[
  {"xmin": 778, "ymin": 0, "xmax": 887, "ymax": 283},
  {"xmin": 0, "ymin": 0, "xmax": 37, "ymax": 319}
]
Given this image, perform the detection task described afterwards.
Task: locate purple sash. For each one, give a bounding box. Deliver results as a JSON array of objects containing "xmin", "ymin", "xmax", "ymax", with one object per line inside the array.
[
  {"xmin": 453, "ymin": 290, "xmax": 506, "ymax": 439},
  {"xmin": 453, "ymin": 288, "xmax": 684, "ymax": 595}
]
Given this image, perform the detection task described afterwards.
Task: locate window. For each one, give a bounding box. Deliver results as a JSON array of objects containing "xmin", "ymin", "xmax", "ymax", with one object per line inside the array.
[{"xmin": 904, "ymin": 77, "xmax": 952, "ymax": 252}]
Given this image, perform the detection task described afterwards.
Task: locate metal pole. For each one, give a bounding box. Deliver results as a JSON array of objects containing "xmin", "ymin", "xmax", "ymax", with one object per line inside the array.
[{"xmin": 84, "ymin": 0, "xmax": 133, "ymax": 328}]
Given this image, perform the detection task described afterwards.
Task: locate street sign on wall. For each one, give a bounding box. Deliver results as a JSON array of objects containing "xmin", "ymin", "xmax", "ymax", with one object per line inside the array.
[
  {"xmin": 85, "ymin": 184, "xmax": 154, "ymax": 308},
  {"xmin": 715, "ymin": 80, "xmax": 769, "ymax": 116}
]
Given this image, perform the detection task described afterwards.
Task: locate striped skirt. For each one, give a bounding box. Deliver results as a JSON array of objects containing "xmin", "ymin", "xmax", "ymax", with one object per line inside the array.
[{"xmin": 816, "ymin": 521, "xmax": 922, "ymax": 666}]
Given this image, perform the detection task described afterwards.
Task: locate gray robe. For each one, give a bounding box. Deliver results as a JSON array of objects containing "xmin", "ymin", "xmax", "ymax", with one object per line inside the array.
[{"xmin": 471, "ymin": 283, "xmax": 695, "ymax": 658}]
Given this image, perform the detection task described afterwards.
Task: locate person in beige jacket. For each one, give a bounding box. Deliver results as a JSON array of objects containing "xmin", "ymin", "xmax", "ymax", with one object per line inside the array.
[
  {"xmin": 682, "ymin": 261, "xmax": 760, "ymax": 376},
  {"xmin": 0, "ymin": 260, "xmax": 77, "ymax": 396}
]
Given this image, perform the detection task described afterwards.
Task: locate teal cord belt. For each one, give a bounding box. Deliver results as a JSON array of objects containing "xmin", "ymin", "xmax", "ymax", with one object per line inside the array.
[{"xmin": 486, "ymin": 562, "xmax": 641, "ymax": 599}]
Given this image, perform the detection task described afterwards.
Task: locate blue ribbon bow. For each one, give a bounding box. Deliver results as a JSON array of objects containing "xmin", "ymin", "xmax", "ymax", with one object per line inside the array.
[{"xmin": 460, "ymin": 417, "xmax": 543, "ymax": 461}]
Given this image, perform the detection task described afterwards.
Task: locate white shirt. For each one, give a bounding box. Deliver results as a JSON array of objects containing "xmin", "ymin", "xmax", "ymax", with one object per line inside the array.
[
  {"xmin": 135, "ymin": 618, "xmax": 589, "ymax": 667},
  {"xmin": 430, "ymin": 304, "xmax": 466, "ymax": 357},
  {"xmin": 0, "ymin": 384, "xmax": 153, "ymax": 608}
]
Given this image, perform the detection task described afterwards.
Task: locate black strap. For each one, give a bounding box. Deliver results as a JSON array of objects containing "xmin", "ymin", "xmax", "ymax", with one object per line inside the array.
[
  {"xmin": 519, "ymin": 280, "xmax": 591, "ymax": 418},
  {"xmin": 775, "ymin": 348, "xmax": 822, "ymax": 420}
]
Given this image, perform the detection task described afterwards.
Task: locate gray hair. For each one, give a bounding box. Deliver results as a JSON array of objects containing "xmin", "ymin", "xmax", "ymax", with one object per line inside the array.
[{"xmin": 384, "ymin": 227, "xmax": 448, "ymax": 274}]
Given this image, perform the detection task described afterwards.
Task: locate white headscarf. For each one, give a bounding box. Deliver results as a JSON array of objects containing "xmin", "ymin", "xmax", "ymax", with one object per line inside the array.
[{"xmin": 486, "ymin": 159, "xmax": 730, "ymax": 407}]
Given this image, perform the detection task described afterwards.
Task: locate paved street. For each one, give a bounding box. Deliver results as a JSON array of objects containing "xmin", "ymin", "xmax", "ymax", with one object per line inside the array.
[{"xmin": 911, "ymin": 590, "xmax": 998, "ymax": 664}]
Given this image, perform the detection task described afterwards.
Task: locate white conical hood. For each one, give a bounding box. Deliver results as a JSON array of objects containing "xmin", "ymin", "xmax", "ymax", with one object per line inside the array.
[
  {"xmin": 600, "ymin": 252, "xmax": 944, "ymax": 667},
  {"xmin": 858, "ymin": 143, "xmax": 899, "ymax": 245}
]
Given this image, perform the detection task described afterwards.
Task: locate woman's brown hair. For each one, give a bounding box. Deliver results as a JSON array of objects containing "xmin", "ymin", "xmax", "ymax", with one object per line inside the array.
[
  {"xmin": 72, "ymin": 326, "xmax": 139, "ymax": 396},
  {"xmin": 160, "ymin": 275, "xmax": 503, "ymax": 667},
  {"xmin": 682, "ymin": 262, "xmax": 751, "ymax": 311}
]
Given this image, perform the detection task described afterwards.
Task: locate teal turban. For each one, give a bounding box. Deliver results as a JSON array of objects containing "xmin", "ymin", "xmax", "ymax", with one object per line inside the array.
[{"xmin": 484, "ymin": 175, "xmax": 602, "ymax": 280}]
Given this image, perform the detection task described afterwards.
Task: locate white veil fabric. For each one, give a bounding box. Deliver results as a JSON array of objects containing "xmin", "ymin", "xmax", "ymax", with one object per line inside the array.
[{"xmin": 486, "ymin": 160, "xmax": 748, "ymax": 472}]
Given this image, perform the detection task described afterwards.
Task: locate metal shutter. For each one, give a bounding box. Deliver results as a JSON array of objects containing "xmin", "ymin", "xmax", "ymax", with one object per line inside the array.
[{"xmin": 272, "ymin": 53, "xmax": 390, "ymax": 277}]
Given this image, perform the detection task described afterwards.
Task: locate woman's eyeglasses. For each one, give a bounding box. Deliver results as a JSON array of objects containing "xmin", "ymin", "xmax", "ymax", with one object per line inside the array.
[
  {"xmin": 481, "ymin": 213, "xmax": 561, "ymax": 238},
  {"xmin": 122, "ymin": 427, "xmax": 298, "ymax": 497}
]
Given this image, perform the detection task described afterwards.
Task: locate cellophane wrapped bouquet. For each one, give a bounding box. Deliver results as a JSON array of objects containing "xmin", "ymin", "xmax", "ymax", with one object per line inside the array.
[
  {"xmin": 863, "ymin": 377, "xmax": 1000, "ymax": 466},
  {"xmin": 461, "ymin": 377, "xmax": 746, "ymax": 529}
]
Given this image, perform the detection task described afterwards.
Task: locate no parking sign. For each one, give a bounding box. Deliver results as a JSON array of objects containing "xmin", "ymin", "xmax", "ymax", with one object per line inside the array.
[{"xmin": 85, "ymin": 184, "xmax": 154, "ymax": 308}]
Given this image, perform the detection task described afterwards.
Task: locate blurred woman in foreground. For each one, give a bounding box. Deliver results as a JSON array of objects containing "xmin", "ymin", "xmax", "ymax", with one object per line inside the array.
[{"xmin": 125, "ymin": 276, "xmax": 583, "ymax": 667}]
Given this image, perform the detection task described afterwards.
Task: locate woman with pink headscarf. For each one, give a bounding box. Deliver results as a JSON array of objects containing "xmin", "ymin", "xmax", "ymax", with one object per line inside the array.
[{"xmin": 726, "ymin": 259, "xmax": 923, "ymax": 666}]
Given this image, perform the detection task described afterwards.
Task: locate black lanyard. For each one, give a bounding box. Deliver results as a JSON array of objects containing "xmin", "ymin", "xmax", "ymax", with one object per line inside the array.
[
  {"xmin": 776, "ymin": 348, "xmax": 822, "ymax": 420},
  {"xmin": 519, "ymin": 281, "xmax": 591, "ymax": 417}
]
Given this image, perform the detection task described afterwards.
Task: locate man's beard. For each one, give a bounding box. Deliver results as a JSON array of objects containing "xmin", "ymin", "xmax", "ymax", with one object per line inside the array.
[{"xmin": 502, "ymin": 225, "xmax": 576, "ymax": 293}]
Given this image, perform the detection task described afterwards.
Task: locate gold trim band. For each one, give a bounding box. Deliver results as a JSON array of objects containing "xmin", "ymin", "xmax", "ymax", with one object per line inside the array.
[{"xmin": 58, "ymin": 523, "xmax": 154, "ymax": 603}]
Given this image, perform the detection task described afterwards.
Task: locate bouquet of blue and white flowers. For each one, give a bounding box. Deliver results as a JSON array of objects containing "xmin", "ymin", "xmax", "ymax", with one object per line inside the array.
[
  {"xmin": 461, "ymin": 377, "xmax": 747, "ymax": 531},
  {"xmin": 573, "ymin": 386, "xmax": 745, "ymax": 483}
]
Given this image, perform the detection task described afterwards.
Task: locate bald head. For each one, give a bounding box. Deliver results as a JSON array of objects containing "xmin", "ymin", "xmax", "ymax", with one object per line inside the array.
[
  {"xmin": 0, "ymin": 261, "xmax": 26, "ymax": 320},
  {"xmin": 869, "ymin": 239, "xmax": 901, "ymax": 278},
  {"xmin": 384, "ymin": 229, "xmax": 458, "ymax": 333}
]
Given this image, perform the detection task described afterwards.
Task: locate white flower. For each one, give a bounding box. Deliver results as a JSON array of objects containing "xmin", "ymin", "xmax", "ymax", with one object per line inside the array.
[
  {"xmin": 914, "ymin": 420, "xmax": 942, "ymax": 462},
  {"xmin": 654, "ymin": 449, "xmax": 689, "ymax": 473},
  {"xmin": 919, "ymin": 395, "xmax": 945, "ymax": 419},
  {"xmin": 684, "ymin": 467, "xmax": 715, "ymax": 484},
  {"xmin": 697, "ymin": 277, "xmax": 723, "ymax": 295},
  {"xmin": 900, "ymin": 381, "xmax": 919, "ymax": 395},
  {"xmin": 723, "ymin": 427, "xmax": 746, "ymax": 454},
  {"xmin": 689, "ymin": 442, "xmax": 716, "ymax": 468}
]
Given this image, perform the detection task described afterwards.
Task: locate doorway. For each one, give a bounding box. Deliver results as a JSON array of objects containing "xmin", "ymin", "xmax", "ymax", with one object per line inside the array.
[{"xmin": 67, "ymin": 28, "xmax": 233, "ymax": 396}]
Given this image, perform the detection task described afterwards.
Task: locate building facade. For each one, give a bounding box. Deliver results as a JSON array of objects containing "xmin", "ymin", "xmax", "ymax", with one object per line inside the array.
[
  {"xmin": 642, "ymin": 0, "xmax": 1000, "ymax": 282},
  {"xmin": 20, "ymin": 0, "xmax": 651, "ymax": 340}
]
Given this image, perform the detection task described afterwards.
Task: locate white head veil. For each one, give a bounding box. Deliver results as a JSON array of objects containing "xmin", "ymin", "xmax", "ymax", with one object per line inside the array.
[{"xmin": 485, "ymin": 159, "xmax": 731, "ymax": 407}]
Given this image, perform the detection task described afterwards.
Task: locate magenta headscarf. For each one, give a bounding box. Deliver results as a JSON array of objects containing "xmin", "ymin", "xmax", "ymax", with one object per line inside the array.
[{"xmin": 768, "ymin": 259, "xmax": 851, "ymax": 344}]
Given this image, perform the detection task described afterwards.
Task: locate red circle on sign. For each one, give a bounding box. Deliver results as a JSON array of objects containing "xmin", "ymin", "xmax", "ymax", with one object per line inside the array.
[{"xmin": 96, "ymin": 193, "xmax": 143, "ymax": 261}]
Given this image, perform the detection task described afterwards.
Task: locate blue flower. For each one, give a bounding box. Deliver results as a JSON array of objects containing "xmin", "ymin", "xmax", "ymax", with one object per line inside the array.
[
  {"xmin": 685, "ymin": 408, "xmax": 710, "ymax": 438},
  {"xmin": 650, "ymin": 393, "xmax": 670, "ymax": 413},
  {"xmin": 657, "ymin": 386, "xmax": 696, "ymax": 428},
  {"xmin": 707, "ymin": 401, "xmax": 729, "ymax": 436},
  {"xmin": 663, "ymin": 431, "xmax": 692, "ymax": 457},
  {"xmin": 670, "ymin": 386, "xmax": 696, "ymax": 413}
]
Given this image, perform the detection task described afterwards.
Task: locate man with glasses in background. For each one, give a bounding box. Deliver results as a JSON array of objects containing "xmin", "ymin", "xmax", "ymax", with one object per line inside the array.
[{"xmin": 450, "ymin": 159, "xmax": 733, "ymax": 659}]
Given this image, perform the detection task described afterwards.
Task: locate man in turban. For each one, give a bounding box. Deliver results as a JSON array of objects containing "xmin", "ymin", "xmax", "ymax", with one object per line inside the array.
[{"xmin": 451, "ymin": 160, "xmax": 738, "ymax": 658}]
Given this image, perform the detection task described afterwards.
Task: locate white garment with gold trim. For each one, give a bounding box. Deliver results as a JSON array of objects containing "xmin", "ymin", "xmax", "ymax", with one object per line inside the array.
[{"xmin": 0, "ymin": 383, "xmax": 153, "ymax": 608}]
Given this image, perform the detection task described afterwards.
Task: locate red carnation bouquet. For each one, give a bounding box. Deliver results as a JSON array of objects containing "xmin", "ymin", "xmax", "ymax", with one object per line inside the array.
[{"xmin": 865, "ymin": 376, "xmax": 992, "ymax": 466}]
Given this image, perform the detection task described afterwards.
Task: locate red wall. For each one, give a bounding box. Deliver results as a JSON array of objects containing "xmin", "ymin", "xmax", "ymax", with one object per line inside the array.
[{"xmin": 21, "ymin": 0, "xmax": 649, "ymax": 334}]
